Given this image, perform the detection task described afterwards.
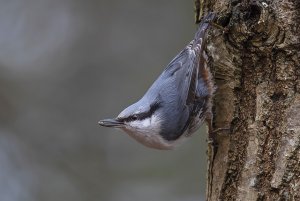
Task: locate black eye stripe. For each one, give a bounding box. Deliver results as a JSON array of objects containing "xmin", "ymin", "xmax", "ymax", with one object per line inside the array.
[
  {"xmin": 122, "ymin": 102, "xmax": 161, "ymax": 122},
  {"xmin": 150, "ymin": 101, "xmax": 160, "ymax": 112}
]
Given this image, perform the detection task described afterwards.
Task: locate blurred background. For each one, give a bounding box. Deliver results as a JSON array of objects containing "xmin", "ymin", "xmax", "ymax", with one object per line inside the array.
[{"xmin": 0, "ymin": 0, "xmax": 208, "ymax": 201}]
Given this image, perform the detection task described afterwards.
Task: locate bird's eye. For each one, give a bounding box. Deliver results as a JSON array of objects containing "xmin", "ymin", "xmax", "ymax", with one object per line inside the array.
[{"xmin": 131, "ymin": 115, "xmax": 138, "ymax": 121}]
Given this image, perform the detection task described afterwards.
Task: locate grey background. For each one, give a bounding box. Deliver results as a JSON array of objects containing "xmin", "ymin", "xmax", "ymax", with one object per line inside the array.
[{"xmin": 0, "ymin": 0, "xmax": 208, "ymax": 201}]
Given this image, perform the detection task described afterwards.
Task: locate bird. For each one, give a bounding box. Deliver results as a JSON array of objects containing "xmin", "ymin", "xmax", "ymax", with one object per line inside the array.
[{"xmin": 99, "ymin": 13, "xmax": 215, "ymax": 150}]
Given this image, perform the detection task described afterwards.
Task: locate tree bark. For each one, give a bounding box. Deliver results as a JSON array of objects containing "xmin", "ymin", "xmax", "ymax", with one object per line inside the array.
[{"xmin": 202, "ymin": 0, "xmax": 300, "ymax": 200}]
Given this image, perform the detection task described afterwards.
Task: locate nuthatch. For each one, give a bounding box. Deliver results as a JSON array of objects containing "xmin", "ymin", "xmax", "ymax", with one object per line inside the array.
[{"xmin": 99, "ymin": 13, "xmax": 215, "ymax": 150}]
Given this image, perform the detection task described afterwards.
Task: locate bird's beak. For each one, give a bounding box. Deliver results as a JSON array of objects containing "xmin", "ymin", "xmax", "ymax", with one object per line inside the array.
[{"xmin": 98, "ymin": 118, "xmax": 124, "ymax": 128}]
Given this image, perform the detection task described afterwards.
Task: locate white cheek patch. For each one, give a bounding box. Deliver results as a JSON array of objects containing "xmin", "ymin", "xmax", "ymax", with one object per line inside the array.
[
  {"xmin": 129, "ymin": 114, "xmax": 161, "ymax": 131},
  {"xmin": 130, "ymin": 118, "xmax": 151, "ymax": 128},
  {"xmin": 150, "ymin": 114, "xmax": 161, "ymax": 126},
  {"xmin": 123, "ymin": 114, "xmax": 175, "ymax": 150}
]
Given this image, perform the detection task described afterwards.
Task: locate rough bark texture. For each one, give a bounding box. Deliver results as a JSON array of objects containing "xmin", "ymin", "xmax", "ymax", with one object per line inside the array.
[{"xmin": 203, "ymin": 0, "xmax": 300, "ymax": 200}]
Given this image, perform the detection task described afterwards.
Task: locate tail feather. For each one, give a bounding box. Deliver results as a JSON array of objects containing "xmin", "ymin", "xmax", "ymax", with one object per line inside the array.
[{"xmin": 192, "ymin": 12, "xmax": 215, "ymax": 49}]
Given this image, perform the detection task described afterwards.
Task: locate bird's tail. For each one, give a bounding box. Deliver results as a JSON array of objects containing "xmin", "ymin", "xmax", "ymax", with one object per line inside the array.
[
  {"xmin": 194, "ymin": 12, "xmax": 216, "ymax": 98},
  {"xmin": 192, "ymin": 12, "xmax": 215, "ymax": 49}
]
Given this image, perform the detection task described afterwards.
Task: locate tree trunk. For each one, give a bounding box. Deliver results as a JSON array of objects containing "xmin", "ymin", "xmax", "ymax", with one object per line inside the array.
[{"xmin": 202, "ymin": 0, "xmax": 300, "ymax": 200}]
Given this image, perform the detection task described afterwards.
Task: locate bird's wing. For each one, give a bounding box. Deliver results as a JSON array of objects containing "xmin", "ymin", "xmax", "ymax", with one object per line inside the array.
[
  {"xmin": 160, "ymin": 45, "xmax": 198, "ymax": 105},
  {"xmin": 146, "ymin": 13, "xmax": 215, "ymax": 106},
  {"xmin": 165, "ymin": 13, "xmax": 215, "ymax": 107}
]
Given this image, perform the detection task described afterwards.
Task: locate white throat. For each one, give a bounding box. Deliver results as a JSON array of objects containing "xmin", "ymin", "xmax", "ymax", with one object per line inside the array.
[{"xmin": 122, "ymin": 114, "xmax": 173, "ymax": 150}]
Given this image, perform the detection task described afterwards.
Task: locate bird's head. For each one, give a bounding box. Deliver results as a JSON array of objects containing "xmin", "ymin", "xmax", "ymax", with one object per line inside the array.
[{"xmin": 99, "ymin": 101, "xmax": 175, "ymax": 149}]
